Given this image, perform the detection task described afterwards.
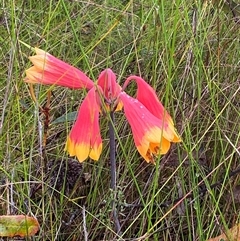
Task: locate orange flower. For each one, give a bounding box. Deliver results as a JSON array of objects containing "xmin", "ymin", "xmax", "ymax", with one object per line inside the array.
[
  {"xmin": 118, "ymin": 92, "xmax": 180, "ymax": 163},
  {"xmin": 25, "ymin": 48, "xmax": 181, "ymax": 163},
  {"xmin": 25, "ymin": 48, "xmax": 94, "ymax": 89},
  {"xmin": 65, "ymin": 87, "xmax": 102, "ymax": 162},
  {"xmin": 124, "ymin": 76, "xmax": 181, "ymax": 143}
]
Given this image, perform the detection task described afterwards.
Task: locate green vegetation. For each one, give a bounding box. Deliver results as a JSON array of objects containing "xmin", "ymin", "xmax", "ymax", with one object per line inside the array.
[{"xmin": 1, "ymin": 0, "xmax": 240, "ymax": 240}]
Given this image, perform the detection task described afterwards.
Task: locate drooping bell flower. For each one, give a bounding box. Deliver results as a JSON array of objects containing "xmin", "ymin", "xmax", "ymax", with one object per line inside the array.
[
  {"xmin": 118, "ymin": 92, "xmax": 180, "ymax": 163},
  {"xmin": 66, "ymin": 87, "xmax": 102, "ymax": 162},
  {"xmin": 25, "ymin": 48, "xmax": 181, "ymax": 163},
  {"xmin": 25, "ymin": 47, "xmax": 94, "ymax": 89},
  {"xmin": 123, "ymin": 76, "xmax": 181, "ymax": 143}
]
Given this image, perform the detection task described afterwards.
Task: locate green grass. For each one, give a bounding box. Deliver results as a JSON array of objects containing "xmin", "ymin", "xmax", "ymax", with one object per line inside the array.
[{"xmin": 1, "ymin": 0, "xmax": 240, "ymax": 240}]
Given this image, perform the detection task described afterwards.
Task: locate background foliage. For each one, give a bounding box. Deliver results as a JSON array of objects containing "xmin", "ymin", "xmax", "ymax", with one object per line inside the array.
[{"xmin": 1, "ymin": 0, "xmax": 240, "ymax": 240}]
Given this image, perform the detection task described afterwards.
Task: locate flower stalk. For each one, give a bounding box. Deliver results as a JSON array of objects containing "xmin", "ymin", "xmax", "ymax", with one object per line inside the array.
[{"xmin": 109, "ymin": 110, "xmax": 121, "ymax": 234}]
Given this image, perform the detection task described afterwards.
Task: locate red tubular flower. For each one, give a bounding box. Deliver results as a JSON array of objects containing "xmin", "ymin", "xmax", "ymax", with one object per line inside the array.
[
  {"xmin": 123, "ymin": 76, "xmax": 181, "ymax": 143},
  {"xmin": 25, "ymin": 48, "xmax": 94, "ymax": 89},
  {"xmin": 65, "ymin": 87, "xmax": 102, "ymax": 162},
  {"xmin": 118, "ymin": 92, "xmax": 180, "ymax": 163}
]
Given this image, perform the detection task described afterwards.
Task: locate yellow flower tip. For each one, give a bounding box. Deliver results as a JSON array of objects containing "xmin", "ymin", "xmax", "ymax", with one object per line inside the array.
[
  {"xmin": 160, "ymin": 119, "xmax": 181, "ymax": 143},
  {"xmin": 137, "ymin": 133, "xmax": 173, "ymax": 163},
  {"xmin": 26, "ymin": 48, "xmax": 52, "ymax": 75},
  {"xmin": 25, "ymin": 67, "xmax": 41, "ymax": 83},
  {"xmin": 34, "ymin": 47, "xmax": 47, "ymax": 55},
  {"xmin": 168, "ymin": 126, "xmax": 181, "ymax": 143},
  {"xmin": 65, "ymin": 137, "xmax": 102, "ymax": 162},
  {"xmin": 149, "ymin": 138, "xmax": 171, "ymax": 155},
  {"xmin": 173, "ymin": 133, "xmax": 181, "ymax": 143},
  {"xmin": 89, "ymin": 143, "xmax": 102, "ymax": 161},
  {"xmin": 65, "ymin": 138, "xmax": 88, "ymax": 162},
  {"xmin": 75, "ymin": 143, "xmax": 91, "ymax": 163},
  {"xmin": 137, "ymin": 146, "xmax": 155, "ymax": 164},
  {"xmin": 136, "ymin": 144, "xmax": 152, "ymax": 163},
  {"xmin": 65, "ymin": 137, "xmax": 75, "ymax": 155},
  {"xmin": 28, "ymin": 54, "xmax": 49, "ymax": 71}
]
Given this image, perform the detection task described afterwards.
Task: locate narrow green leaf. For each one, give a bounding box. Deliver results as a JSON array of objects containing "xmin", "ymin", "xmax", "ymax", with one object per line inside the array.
[{"xmin": 51, "ymin": 111, "xmax": 77, "ymax": 125}]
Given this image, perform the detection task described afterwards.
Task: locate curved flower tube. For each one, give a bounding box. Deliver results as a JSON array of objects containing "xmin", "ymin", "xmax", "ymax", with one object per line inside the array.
[
  {"xmin": 65, "ymin": 87, "xmax": 102, "ymax": 162},
  {"xmin": 123, "ymin": 76, "xmax": 181, "ymax": 142},
  {"xmin": 25, "ymin": 48, "xmax": 94, "ymax": 89},
  {"xmin": 118, "ymin": 92, "xmax": 180, "ymax": 163}
]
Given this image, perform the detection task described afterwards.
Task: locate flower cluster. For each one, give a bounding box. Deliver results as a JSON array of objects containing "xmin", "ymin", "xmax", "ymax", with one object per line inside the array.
[{"xmin": 25, "ymin": 48, "xmax": 181, "ymax": 163}]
